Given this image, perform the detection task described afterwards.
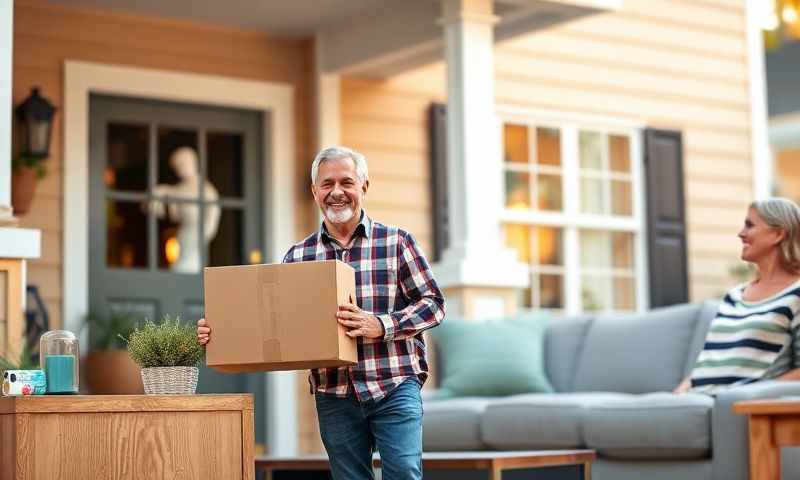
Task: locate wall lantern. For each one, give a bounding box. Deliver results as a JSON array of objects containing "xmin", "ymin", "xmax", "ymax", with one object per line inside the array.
[{"xmin": 15, "ymin": 87, "xmax": 56, "ymax": 159}]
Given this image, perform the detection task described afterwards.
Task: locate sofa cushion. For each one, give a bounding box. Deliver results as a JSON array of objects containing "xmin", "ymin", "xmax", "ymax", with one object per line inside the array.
[
  {"xmin": 544, "ymin": 315, "xmax": 593, "ymax": 392},
  {"xmin": 432, "ymin": 315, "xmax": 553, "ymax": 398},
  {"xmin": 583, "ymin": 392, "xmax": 713, "ymax": 460},
  {"xmin": 422, "ymin": 397, "xmax": 492, "ymax": 451},
  {"xmin": 572, "ymin": 303, "xmax": 702, "ymax": 394},
  {"xmin": 480, "ymin": 392, "xmax": 630, "ymax": 449}
]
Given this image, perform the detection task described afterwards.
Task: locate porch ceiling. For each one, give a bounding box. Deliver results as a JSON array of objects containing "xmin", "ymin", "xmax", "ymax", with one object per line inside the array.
[{"xmin": 41, "ymin": 0, "xmax": 621, "ymax": 77}]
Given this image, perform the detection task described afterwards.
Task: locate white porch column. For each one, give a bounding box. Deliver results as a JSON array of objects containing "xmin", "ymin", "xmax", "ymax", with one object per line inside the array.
[
  {"xmin": 1, "ymin": 0, "xmax": 13, "ymax": 208},
  {"xmin": 434, "ymin": 0, "xmax": 528, "ymax": 319},
  {"xmin": 0, "ymin": 0, "xmax": 41, "ymax": 360},
  {"xmin": 746, "ymin": 0, "xmax": 772, "ymax": 200},
  {"xmin": 314, "ymin": 33, "xmax": 341, "ymax": 150}
]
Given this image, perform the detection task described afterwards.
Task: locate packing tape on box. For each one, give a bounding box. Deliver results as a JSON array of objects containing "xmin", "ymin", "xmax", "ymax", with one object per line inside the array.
[{"xmin": 259, "ymin": 268, "xmax": 282, "ymax": 362}]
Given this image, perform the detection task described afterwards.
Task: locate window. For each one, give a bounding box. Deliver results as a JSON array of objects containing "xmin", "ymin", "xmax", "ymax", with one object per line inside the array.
[{"xmin": 501, "ymin": 118, "xmax": 645, "ymax": 314}]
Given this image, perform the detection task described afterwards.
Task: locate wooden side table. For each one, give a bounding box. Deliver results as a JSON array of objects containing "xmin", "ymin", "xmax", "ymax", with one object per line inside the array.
[
  {"xmin": 733, "ymin": 399, "xmax": 800, "ymax": 480},
  {"xmin": 0, "ymin": 394, "xmax": 254, "ymax": 480}
]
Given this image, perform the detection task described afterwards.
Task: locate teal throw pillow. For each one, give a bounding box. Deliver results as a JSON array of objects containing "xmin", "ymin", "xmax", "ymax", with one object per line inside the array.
[{"xmin": 432, "ymin": 313, "xmax": 553, "ymax": 398}]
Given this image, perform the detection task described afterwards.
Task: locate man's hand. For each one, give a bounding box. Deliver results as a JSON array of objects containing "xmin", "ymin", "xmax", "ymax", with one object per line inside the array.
[
  {"xmin": 336, "ymin": 302, "xmax": 384, "ymax": 339},
  {"xmin": 197, "ymin": 318, "xmax": 212, "ymax": 345}
]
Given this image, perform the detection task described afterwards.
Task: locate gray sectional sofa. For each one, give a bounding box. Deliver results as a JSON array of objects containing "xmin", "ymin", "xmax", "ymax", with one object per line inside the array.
[{"xmin": 422, "ymin": 302, "xmax": 800, "ymax": 480}]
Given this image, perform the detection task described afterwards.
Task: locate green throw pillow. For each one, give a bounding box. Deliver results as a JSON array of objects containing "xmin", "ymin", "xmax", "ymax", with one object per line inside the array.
[{"xmin": 431, "ymin": 313, "xmax": 554, "ymax": 398}]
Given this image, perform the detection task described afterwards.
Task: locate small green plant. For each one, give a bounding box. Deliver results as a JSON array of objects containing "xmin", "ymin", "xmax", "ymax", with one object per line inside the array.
[
  {"xmin": 121, "ymin": 315, "xmax": 204, "ymax": 368},
  {"xmin": 11, "ymin": 154, "xmax": 47, "ymax": 179},
  {"xmin": 0, "ymin": 340, "xmax": 38, "ymax": 372},
  {"xmin": 85, "ymin": 310, "xmax": 139, "ymax": 351}
]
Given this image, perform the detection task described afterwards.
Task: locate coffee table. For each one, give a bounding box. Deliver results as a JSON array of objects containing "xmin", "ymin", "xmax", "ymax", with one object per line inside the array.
[
  {"xmin": 255, "ymin": 450, "xmax": 595, "ymax": 480},
  {"xmin": 733, "ymin": 398, "xmax": 800, "ymax": 480}
]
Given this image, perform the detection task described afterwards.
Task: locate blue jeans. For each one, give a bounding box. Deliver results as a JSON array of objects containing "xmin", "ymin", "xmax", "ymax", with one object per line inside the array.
[{"xmin": 315, "ymin": 377, "xmax": 423, "ymax": 480}]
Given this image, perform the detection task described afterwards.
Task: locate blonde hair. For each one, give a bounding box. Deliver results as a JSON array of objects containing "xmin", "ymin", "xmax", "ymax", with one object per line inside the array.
[{"xmin": 749, "ymin": 197, "xmax": 800, "ymax": 273}]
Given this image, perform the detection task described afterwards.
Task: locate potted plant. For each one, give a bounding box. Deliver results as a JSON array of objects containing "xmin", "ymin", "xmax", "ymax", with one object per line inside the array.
[
  {"xmin": 84, "ymin": 311, "xmax": 143, "ymax": 394},
  {"xmin": 122, "ymin": 315, "xmax": 204, "ymax": 394},
  {"xmin": 11, "ymin": 154, "xmax": 47, "ymax": 216}
]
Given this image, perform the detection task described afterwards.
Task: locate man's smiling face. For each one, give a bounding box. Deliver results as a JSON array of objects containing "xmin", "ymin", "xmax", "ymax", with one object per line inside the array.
[{"xmin": 312, "ymin": 156, "xmax": 368, "ymax": 225}]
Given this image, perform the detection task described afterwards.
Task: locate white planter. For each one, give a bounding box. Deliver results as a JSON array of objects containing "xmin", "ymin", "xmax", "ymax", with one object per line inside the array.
[{"xmin": 140, "ymin": 366, "xmax": 198, "ymax": 394}]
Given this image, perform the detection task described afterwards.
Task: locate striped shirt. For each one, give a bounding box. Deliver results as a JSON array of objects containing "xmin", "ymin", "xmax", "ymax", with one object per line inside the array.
[
  {"xmin": 282, "ymin": 211, "xmax": 446, "ymax": 402},
  {"xmin": 690, "ymin": 280, "xmax": 800, "ymax": 394}
]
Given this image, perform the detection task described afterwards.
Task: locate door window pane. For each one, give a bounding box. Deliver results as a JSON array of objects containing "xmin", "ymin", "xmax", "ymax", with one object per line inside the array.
[
  {"xmin": 537, "ymin": 174, "xmax": 562, "ymax": 211},
  {"xmin": 158, "ymin": 127, "xmax": 199, "ymax": 194},
  {"xmin": 579, "ymin": 131, "xmax": 604, "ymax": 170},
  {"xmin": 209, "ymin": 208, "xmax": 244, "ymax": 267},
  {"xmin": 505, "ymin": 171, "xmax": 531, "ymax": 209},
  {"xmin": 156, "ymin": 200, "xmax": 203, "ymax": 274},
  {"xmin": 106, "ymin": 123, "xmax": 148, "ymax": 192},
  {"xmin": 536, "ymin": 128, "xmax": 561, "ymax": 166},
  {"xmin": 504, "ymin": 124, "xmax": 529, "ymax": 164},
  {"xmin": 106, "ymin": 200, "xmax": 148, "ymax": 269},
  {"xmin": 207, "ymin": 132, "xmax": 244, "ymax": 198}
]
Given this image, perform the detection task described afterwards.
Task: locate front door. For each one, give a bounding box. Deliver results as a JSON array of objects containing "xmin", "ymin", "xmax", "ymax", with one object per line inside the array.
[{"xmin": 89, "ymin": 94, "xmax": 267, "ymax": 442}]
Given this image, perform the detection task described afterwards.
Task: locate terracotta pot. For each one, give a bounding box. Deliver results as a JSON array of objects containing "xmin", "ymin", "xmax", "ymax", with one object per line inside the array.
[
  {"xmin": 11, "ymin": 166, "xmax": 38, "ymax": 215},
  {"xmin": 85, "ymin": 350, "xmax": 144, "ymax": 394}
]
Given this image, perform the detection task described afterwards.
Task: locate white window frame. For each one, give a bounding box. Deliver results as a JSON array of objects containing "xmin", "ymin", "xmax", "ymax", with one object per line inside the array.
[{"xmin": 497, "ymin": 106, "xmax": 649, "ymax": 315}]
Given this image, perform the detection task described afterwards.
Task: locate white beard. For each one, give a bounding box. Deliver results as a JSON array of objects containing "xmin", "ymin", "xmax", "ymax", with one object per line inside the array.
[{"xmin": 325, "ymin": 205, "xmax": 355, "ymax": 224}]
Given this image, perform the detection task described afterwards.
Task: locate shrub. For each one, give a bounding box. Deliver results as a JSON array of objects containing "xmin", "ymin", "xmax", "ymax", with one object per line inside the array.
[{"xmin": 121, "ymin": 315, "xmax": 204, "ymax": 368}]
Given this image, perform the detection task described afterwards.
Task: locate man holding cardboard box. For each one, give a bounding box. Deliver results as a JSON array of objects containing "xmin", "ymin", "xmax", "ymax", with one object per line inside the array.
[{"xmin": 197, "ymin": 146, "xmax": 445, "ymax": 480}]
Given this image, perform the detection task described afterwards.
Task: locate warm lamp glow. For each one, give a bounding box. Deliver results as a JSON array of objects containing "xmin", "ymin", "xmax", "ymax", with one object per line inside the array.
[
  {"xmin": 165, "ymin": 237, "xmax": 181, "ymax": 264},
  {"xmin": 784, "ymin": 4, "xmax": 798, "ymax": 23}
]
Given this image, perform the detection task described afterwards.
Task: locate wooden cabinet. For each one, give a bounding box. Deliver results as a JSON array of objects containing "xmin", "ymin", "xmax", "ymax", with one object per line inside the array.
[{"xmin": 0, "ymin": 394, "xmax": 254, "ymax": 480}]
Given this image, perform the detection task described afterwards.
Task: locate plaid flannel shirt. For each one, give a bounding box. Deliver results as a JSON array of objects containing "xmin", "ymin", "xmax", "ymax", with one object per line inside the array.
[{"xmin": 282, "ymin": 211, "xmax": 445, "ymax": 402}]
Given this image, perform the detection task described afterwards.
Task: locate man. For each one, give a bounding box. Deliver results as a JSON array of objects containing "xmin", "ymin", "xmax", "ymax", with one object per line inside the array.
[{"xmin": 197, "ymin": 146, "xmax": 445, "ymax": 480}]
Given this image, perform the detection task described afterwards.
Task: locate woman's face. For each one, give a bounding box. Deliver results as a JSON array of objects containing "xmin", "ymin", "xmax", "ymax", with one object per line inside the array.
[{"xmin": 738, "ymin": 208, "xmax": 784, "ymax": 263}]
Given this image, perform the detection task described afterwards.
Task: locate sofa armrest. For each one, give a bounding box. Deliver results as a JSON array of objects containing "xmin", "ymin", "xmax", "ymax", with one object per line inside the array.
[{"xmin": 711, "ymin": 381, "xmax": 800, "ymax": 480}]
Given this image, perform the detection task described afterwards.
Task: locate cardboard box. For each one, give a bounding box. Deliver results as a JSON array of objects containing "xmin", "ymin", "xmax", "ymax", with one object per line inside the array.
[{"xmin": 203, "ymin": 260, "xmax": 358, "ymax": 372}]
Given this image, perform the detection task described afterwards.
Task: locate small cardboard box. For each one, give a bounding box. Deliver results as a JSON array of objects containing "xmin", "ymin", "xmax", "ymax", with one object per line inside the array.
[{"xmin": 203, "ymin": 260, "xmax": 358, "ymax": 372}]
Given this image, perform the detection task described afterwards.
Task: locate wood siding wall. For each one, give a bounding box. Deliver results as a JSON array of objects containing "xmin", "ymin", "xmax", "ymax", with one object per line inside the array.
[
  {"xmin": 12, "ymin": 0, "xmax": 315, "ymax": 330},
  {"xmin": 342, "ymin": 0, "xmax": 753, "ymax": 302}
]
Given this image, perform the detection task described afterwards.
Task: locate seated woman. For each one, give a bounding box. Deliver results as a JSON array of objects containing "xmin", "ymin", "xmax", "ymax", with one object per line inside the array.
[{"xmin": 675, "ymin": 197, "xmax": 800, "ymax": 395}]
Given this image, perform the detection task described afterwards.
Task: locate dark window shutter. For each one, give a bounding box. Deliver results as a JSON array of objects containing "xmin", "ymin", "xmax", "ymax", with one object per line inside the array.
[
  {"xmin": 644, "ymin": 128, "xmax": 689, "ymax": 308},
  {"xmin": 429, "ymin": 103, "xmax": 449, "ymax": 262}
]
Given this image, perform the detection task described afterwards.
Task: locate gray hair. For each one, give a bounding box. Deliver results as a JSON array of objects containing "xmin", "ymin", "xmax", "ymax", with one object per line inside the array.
[
  {"xmin": 750, "ymin": 197, "xmax": 800, "ymax": 273},
  {"xmin": 310, "ymin": 146, "xmax": 369, "ymax": 185}
]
